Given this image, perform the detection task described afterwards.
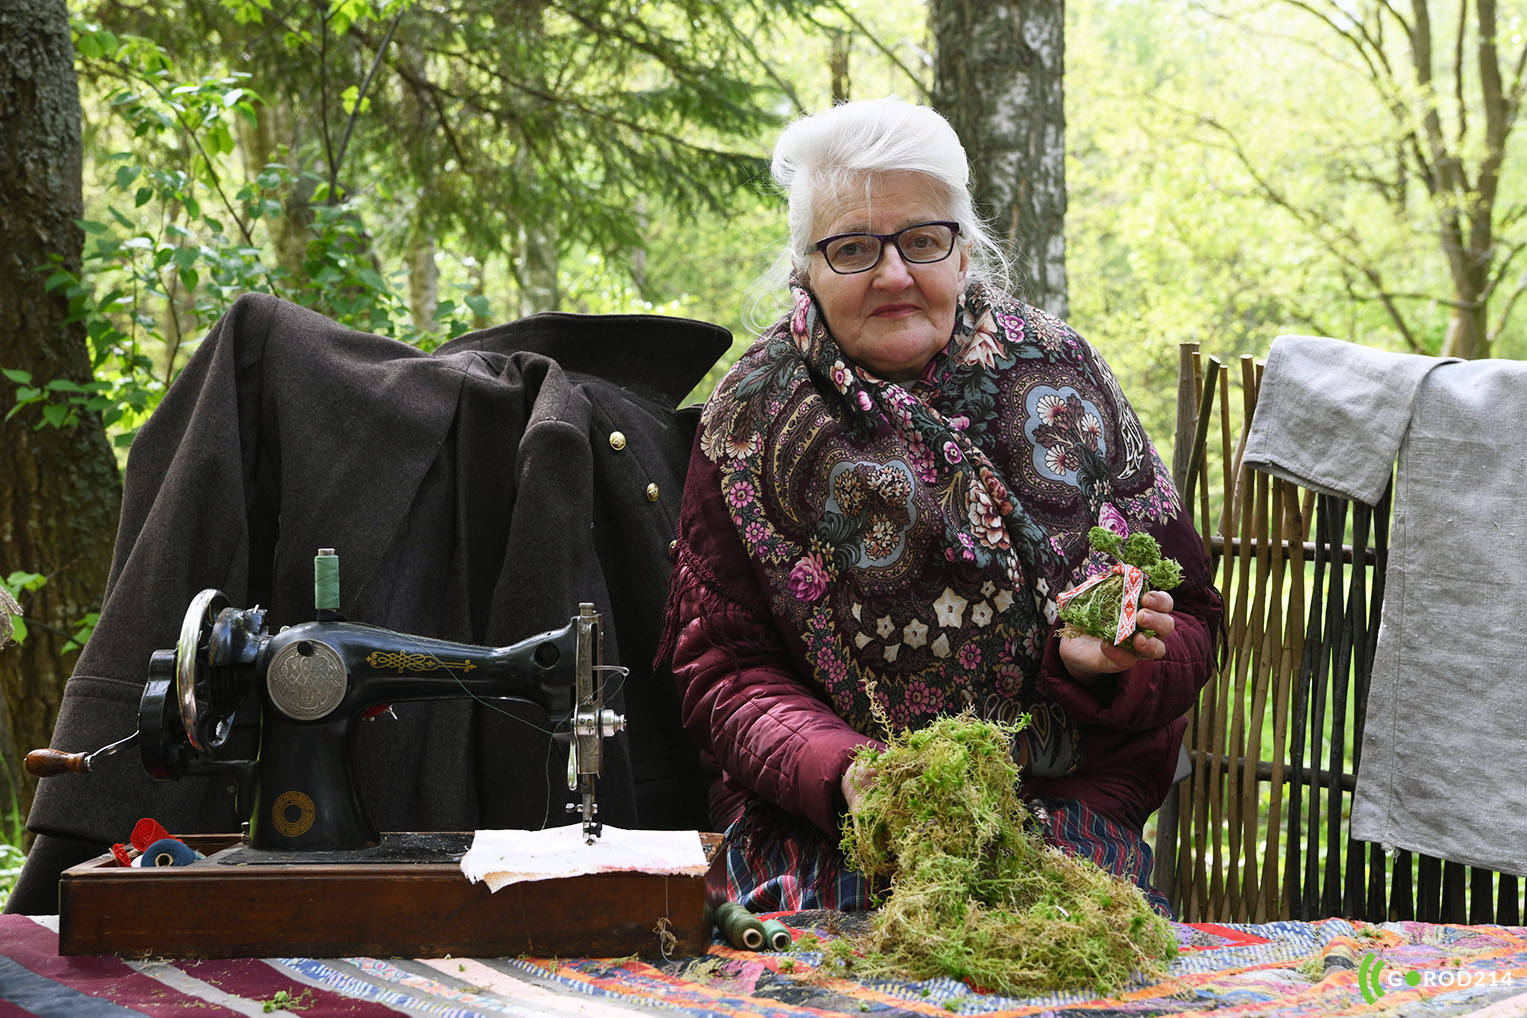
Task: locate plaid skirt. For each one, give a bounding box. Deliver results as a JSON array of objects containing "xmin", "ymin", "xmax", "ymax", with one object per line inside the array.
[{"xmin": 708, "ymin": 795, "xmax": 1172, "ymax": 917}]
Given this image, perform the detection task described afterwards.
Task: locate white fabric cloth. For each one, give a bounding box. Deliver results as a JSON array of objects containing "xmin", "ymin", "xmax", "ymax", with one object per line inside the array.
[
  {"xmin": 1244, "ymin": 334, "xmax": 1526, "ymax": 878},
  {"xmin": 461, "ymin": 826, "xmax": 708, "ymax": 893}
]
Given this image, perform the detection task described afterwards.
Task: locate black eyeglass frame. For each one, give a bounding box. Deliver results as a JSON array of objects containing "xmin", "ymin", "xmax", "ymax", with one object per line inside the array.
[{"xmin": 811, "ymin": 221, "xmax": 962, "ymax": 275}]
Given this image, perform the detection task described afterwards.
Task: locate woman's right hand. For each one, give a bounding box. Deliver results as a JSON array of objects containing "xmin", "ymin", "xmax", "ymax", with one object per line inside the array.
[{"xmin": 841, "ymin": 757, "xmax": 879, "ymax": 814}]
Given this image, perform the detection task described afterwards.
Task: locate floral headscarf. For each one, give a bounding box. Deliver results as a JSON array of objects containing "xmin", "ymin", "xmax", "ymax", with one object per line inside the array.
[{"xmin": 696, "ymin": 280, "xmax": 1180, "ymax": 775}]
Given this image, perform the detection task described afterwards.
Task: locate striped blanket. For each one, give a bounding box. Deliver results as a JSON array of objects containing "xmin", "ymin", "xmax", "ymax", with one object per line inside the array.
[{"xmin": 3, "ymin": 913, "xmax": 1525, "ymax": 1017}]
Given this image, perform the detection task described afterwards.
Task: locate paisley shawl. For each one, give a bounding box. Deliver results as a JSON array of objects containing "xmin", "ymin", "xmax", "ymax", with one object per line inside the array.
[{"xmin": 697, "ymin": 280, "xmax": 1180, "ymax": 774}]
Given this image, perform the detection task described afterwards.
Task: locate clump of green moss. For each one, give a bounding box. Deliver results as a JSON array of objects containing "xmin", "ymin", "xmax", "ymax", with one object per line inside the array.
[
  {"xmin": 1058, "ymin": 527, "xmax": 1182, "ymax": 646},
  {"xmin": 836, "ymin": 713, "xmax": 1177, "ymax": 997}
]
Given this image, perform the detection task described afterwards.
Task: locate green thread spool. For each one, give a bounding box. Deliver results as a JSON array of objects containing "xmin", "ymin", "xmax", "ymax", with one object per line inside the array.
[
  {"xmin": 714, "ymin": 901, "xmax": 765, "ymax": 951},
  {"xmin": 314, "ymin": 548, "xmax": 339, "ymax": 614},
  {"xmin": 761, "ymin": 918, "xmax": 793, "ymax": 952}
]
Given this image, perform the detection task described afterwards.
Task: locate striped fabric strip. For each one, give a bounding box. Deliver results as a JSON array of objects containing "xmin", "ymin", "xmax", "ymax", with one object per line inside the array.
[
  {"xmin": 413, "ymin": 958, "xmax": 655, "ymax": 1017},
  {"xmin": 0, "ymin": 998, "xmax": 47, "ymax": 1018},
  {"xmin": 271, "ymin": 957, "xmax": 498, "ymax": 1017},
  {"xmin": 0, "ymin": 916, "xmax": 243, "ymax": 1017},
  {"xmin": 123, "ymin": 960, "xmax": 279, "ymax": 1018},
  {"xmin": 0, "ymin": 955, "xmax": 152, "ymax": 1018},
  {"xmin": 1032, "ymin": 796, "xmax": 1172, "ymax": 916},
  {"xmin": 174, "ymin": 958, "xmax": 416, "ymax": 1016}
]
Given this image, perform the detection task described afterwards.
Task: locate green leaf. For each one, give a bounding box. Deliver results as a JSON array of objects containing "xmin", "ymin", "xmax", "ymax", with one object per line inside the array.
[
  {"xmin": 46, "ymin": 378, "xmax": 86, "ymax": 393},
  {"xmin": 464, "ymin": 294, "xmax": 491, "ymax": 317},
  {"xmin": 40, "ymin": 403, "xmax": 73, "ymax": 428},
  {"xmin": 339, "ymin": 84, "xmax": 370, "ymax": 116},
  {"xmin": 1, "ymin": 368, "xmax": 32, "ymax": 385},
  {"xmin": 114, "ymin": 164, "xmax": 140, "ymax": 189},
  {"xmin": 3, "ymin": 572, "xmax": 47, "ymax": 592},
  {"xmin": 135, "ymin": 185, "xmax": 154, "ymax": 207},
  {"xmin": 206, "ymin": 121, "xmax": 235, "ymax": 156},
  {"xmin": 44, "ymin": 271, "xmax": 73, "ymax": 291}
]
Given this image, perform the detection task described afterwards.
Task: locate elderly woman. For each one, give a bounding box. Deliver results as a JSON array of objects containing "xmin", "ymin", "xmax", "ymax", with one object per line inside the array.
[{"xmin": 660, "ymin": 98, "xmax": 1221, "ymax": 916}]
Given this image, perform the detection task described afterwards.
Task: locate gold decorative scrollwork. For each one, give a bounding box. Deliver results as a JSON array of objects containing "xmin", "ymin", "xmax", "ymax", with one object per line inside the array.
[{"xmin": 365, "ymin": 651, "xmax": 476, "ymax": 673}]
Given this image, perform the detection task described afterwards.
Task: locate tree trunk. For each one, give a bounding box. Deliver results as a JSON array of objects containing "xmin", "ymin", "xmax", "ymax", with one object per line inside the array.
[
  {"xmin": 830, "ymin": 29, "xmax": 851, "ymax": 104},
  {"xmin": 932, "ymin": 0, "xmax": 1068, "ymax": 317},
  {"xmin": 235, "ymin": 98, "xmax": 311, "ymax": 284},
  {"xmin": 1442, "ymin": 300, "xmax": 1491, "ymax": 359},
  {"xmin": 407, "ymin": 232, "xmax": 438, "ymax": 335},
  {"xmin": 0, "ymin": 0, "xmax": 123, "ymax": 820}
]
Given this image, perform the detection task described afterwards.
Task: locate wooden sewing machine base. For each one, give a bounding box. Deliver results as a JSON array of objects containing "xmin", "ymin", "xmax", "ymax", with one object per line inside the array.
[{"xmin": 59, "ymin": 832, "xmax": 712, "ymax": 959}]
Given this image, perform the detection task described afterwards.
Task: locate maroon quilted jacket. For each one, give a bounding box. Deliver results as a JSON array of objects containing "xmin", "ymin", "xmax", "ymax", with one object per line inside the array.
[{"xmin": 665, "ymin": 444, "xmax": 1222, "ymax": 837}]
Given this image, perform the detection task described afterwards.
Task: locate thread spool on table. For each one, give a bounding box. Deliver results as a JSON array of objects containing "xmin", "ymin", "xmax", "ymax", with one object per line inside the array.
[{"xmin": 714, "ymin": 902, "xmax": 766, "ymax": 950}]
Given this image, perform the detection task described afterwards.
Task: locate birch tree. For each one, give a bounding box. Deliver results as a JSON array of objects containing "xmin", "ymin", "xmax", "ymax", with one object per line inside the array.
[{"xmin": 932, "ymin": 0, "xmax": 1068, "ymax": 316}]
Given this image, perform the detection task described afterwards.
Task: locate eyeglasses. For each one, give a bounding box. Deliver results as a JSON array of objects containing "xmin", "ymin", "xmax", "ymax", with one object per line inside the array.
[{"xmin": 812, "ymin": 221, "xmax": 961, "ymax": 274}]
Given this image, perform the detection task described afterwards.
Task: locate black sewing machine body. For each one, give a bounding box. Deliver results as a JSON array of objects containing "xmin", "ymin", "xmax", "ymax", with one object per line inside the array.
[{"xmin": 132, "ymin": 588, "xmax": 618, "ymax": 853}]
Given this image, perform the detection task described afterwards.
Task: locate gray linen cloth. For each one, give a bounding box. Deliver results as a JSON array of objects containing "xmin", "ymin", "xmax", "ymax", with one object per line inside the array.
[{"xmin": 1243, "ymin": 334, "xmax": 1526, "ymax": 877}]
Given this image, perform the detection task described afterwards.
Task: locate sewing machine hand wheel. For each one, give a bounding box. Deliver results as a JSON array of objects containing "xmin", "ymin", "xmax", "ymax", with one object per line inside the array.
[{"xmin": 176, "ymin": 589, "xmax": 242, "ymax": 753}]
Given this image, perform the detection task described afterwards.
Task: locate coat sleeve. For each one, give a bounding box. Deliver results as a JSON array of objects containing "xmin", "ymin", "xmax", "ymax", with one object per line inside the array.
[{"xmin": 664, "ymin": 445, "xmax": 878, "ymax": 836}]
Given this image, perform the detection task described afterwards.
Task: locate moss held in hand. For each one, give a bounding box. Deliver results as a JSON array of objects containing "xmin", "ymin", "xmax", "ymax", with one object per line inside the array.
[
  {"xmin": 836, "ymin": 713, "xmax": 1178, "ymax": 997},
  {"xmin": 1058, "ymin": 527, "xmax": 1182, "ymax": 645}
]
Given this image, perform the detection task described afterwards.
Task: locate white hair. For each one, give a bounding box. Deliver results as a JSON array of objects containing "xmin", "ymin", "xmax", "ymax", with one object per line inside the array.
[{"xmin": 766, "ymin": 98, "xmax": 1009, "ymax": 290}]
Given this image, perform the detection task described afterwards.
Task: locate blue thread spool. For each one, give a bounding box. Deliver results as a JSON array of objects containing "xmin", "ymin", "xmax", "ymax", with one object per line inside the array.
[{"xmin": 142, "ymin": 837, "xmax": 202, "ymax": 867}]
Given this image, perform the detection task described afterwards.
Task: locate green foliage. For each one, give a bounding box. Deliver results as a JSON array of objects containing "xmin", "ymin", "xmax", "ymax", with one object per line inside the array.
[
  {"xmin": 0, "ymin": 571, "xmax": 100, "ymax": 652},
  {"xmin": 0, "ymin": 573, "xmax": 47, "ymax": 646},
  {"xmin": 0, "ymin": 743, "xmax": 25, "ymax": 909},
  {"xmin": 53, "ymin": 17, "xmax": 490, "ymax": 444},
  {"xmin": 0, "ymin": 810, "xmax": 24, "ymax": 912},
  {"xmin": 260, "ymin": 988, "xmax": 314, "ymax": 1012},
  {"xmin": 59, "ymin": 0, "xmax": 885, "ymax": 442},
  {"xmin": 1120, "ymin": 533, "xmax": 1159, "ymax": 569},
  {"xmin": 1086, "ymin": 525, "xmax": 1121, "ymax": 558},
  {"xmin": 1058, "ymin": 529, "xmax": 1180, "ymax": 646},
  {"xmin": 835, "ymin": 714, "xmax": 1177, "ymax": 996}
]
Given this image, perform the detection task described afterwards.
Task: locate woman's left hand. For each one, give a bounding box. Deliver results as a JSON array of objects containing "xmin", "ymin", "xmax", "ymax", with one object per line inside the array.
[{"xmin": 1059, "ymin": 589, "xmax": 1176, "ymax": 683}]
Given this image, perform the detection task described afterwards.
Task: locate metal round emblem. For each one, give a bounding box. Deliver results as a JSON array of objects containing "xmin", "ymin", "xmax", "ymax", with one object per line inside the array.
[
  {"xmin": 271, "ymin": 790, "xmax": 316, "ymax": 837},
  {"xmin": 266, "ymin": 640, "xmax": 347, "ymax": 721}
]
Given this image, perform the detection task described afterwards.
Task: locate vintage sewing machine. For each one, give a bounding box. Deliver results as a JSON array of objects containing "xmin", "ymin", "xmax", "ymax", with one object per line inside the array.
[
  {"xmin": 29, "ymin": 549, "xmax": 626, "ymax": 853},
  {"xmin": 27, "ymin": 551, "xmax": 713, "ymax": 961}
]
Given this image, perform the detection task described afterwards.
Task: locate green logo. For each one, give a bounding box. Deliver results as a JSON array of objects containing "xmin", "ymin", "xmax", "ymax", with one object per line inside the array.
[
  {"xmin": 1358, "ymin": 952, "xmax": 1387, "ymax": 1003},
  {"xmin": 1359, "ymin": 953, "xmax": 1421, "ymax": 1003}
]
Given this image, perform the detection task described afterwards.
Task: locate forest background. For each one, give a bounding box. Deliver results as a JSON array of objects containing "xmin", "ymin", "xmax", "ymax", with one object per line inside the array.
[{"xmin": 4, "ymin": 0, "xmax": 1526, "ymax": 891}]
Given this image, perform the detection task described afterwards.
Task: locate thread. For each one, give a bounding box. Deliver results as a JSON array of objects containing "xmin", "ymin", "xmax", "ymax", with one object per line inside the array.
[
  {"xmin": 714, "ymin": 901, "xmax": 765, "ymax": 951},
  {"xmin": 761, "ymin": 918, "xmax": 793, "ymax": 952},
  {"xmin": 140, "ymin": 837, "xmax": 201, "ymax": 867},
  {"xmin": 314, "ymin": 548, "xmax": 339, "ymax": 613}
]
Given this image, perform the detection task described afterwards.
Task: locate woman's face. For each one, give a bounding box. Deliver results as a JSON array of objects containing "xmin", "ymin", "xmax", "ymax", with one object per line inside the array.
[{"xmin": 805, "ymin": 171, "xmax": 969, "ymax": 382}]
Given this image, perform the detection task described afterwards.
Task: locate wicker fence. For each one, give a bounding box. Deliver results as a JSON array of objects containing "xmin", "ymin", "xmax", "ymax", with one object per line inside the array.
[{"xmin": 1154, "ymin": 343, "xmax": 1523, "ymax": 925}]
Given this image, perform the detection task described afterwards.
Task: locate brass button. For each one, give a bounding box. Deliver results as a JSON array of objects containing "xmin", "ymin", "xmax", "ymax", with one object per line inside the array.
[
  {"xmin": 668, "ymin": 539, "xmax": 678, "ymax": 560},
  {"xmin": 609, "ymin": 431, "xmax": 627, "ymax": 451},
  {"xmin": 646, "ymin": 483, "xmax": 660, "ymax": 502}
]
